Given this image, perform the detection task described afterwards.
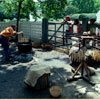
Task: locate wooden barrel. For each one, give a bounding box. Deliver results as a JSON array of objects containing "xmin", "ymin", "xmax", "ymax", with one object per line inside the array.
[
  {"xmin": 17, "ymin": 42, "xmax": 32, "ymax": 53},
  {"xmin": 25, "ymin": 74, "xmax": 50, "ymax": 90},
  {"xmin": 24, "ymin": 65, "xmax": 50, "ymax": 90},
  {"xmin": 34, "ymin": 74, "xmax": 50, "ymax": 90}
]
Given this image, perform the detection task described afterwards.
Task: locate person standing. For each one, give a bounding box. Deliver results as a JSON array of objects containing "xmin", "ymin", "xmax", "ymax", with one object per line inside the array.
[
  {"xmin": 62, "ymin": 16, "xmax": 72, "ymax": 47},
  {"xmin": 73, "ymin": 19, "xmax": 82, "ymax": 34},
  {"xmin": 89, "ymin": 18, "xmax": 96, "ymax": 35},
  {"xmin": 0, "ymin": 24, "xmax": 23, "ymax": 61}
]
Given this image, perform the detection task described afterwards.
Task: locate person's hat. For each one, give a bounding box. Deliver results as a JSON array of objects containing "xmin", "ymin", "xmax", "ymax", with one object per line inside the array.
[{"xmin": 66, "ymin": 16, "xmax": 71, "ymax": 20}]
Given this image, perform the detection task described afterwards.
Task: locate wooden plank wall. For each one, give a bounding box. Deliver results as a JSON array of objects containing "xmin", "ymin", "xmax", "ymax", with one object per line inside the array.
[{"xmin": 0, "ymin": 21, "xmax": 42, "ymax": 42}]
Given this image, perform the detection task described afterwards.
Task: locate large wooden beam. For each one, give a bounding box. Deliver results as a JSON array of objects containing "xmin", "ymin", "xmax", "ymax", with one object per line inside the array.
[
  {"xmin": 82, "ymin": 18, "xmax": 88, "ymax": 32},
  {"xmin": 16, "ymin": 0, "xmax": 24, "ymax": 41},
  {"xmin": 42, "ymin": 18, "xmax": 48, "ymax": 43}
]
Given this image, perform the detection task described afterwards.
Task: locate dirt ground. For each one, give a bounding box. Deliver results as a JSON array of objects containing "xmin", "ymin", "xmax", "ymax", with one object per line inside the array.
[{"xmin": 0, "ymin": 43, "xmax": 100, "ymax": 99}]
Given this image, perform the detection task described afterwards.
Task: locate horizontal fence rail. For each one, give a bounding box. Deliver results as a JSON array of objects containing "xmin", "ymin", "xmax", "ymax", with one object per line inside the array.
[
  {"xmin": 48, "ymin": 20, "xmax": 100, "ymax": 47},
  {"xmin": 0, "ymin": 20, "xmax": 100, "ymax": 47},
  {"xmin": 0, "ymin": 21, "xmax": 42, "ymax": 42}
]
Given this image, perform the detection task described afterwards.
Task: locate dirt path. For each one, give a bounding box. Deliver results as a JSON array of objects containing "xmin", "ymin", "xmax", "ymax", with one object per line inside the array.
[{"xmin": 0, "ymin": 46, "xmax": 100, "ymax": 99}]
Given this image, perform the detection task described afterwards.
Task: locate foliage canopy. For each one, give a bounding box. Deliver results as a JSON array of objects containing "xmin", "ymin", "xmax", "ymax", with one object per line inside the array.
[{"xmin": 0, "ymin": 0, "xmax": 100, "ymax": 21}]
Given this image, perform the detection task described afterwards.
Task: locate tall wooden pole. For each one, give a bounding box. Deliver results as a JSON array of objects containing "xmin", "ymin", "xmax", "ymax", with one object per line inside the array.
[
  {"xmin": 82, "ymin": 18, "xmax": 88, "ymax": 33},
  {"xmin": 42, "ymin": 18, "xmax": 48, "ymax": 43},
  {"xmin": 16, "ymin": 0, "xmax": 24, "ymax": 41}
]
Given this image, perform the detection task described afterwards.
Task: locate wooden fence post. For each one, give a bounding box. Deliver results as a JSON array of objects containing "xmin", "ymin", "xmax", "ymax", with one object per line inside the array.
[
  {"xmin": 62, "ymin": 24, "xmax": 65, "ymax": 46},
  {"xmin": 42, "ymin": 18, "xmax": 48, "ymax": 43},
  {"xmin": 54, "ymin": 24, "xmax": 56, "ymax": 47},
  {"xmin": 82, "ymin": 18, "xmax": 88, "ymax": 33},
  {"xmin": 16, "ymin": 0, "xmax": 24, "ymax": 41}
]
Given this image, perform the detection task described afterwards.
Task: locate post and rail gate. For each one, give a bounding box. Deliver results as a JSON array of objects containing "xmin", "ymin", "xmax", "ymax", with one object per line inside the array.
[
  {"xmin": 0, "ymin": 18, "xmax": 100, "ymax": 47},
  {"xmin": 42, "ymin": 18, "xmax": 100, "ymax": 47}
]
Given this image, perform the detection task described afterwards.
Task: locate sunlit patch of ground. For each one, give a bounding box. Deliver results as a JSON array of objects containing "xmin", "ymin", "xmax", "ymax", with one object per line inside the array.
[{"xmin": 0, "ymin": 43, "xmax": 100, "ymax": 99}]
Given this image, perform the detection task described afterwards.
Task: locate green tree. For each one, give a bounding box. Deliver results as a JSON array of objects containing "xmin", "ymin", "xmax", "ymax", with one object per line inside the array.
[
  {"xmin": 0, "ymin": 1, "xmax": 6, "ymax": 21},
  {"xmin": 94, "ymin": 0, "xmax": 100, "ymax": 12},
  {"xmin": 71, "ymin": 0, "xmax": 97, "ymax": 13},
  {"xmin": 40, "ymin": 0, "xmax": 67, "ymax": 20},
  {"xmin": 21, "ymin": 0, "xmax": 39, "ymax": 20},
  {"xmin": 65, "ymin": 5, "xmax": 79, "ymax": 14},
  {"xmin": 1, "ymin": 0, "xmax": 38, "ymax": 20}
]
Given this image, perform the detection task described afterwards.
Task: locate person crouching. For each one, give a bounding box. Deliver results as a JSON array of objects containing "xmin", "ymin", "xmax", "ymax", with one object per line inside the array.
[{"xmin": 0, "ymin": 25, "xmax": 23, "ymax": 61}]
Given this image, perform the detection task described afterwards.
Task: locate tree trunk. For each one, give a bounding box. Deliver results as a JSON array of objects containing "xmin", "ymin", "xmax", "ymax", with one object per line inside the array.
[{"xmin": 16, "ymin": 0, "xmax": 24, "ymax": 41}]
